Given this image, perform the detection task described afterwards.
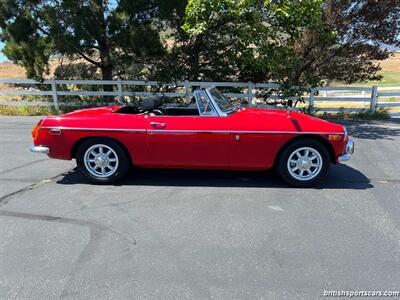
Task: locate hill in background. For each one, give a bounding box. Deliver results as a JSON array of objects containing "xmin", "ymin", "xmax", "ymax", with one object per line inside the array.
[{"xmin": 0, "ymin": 53, "xmax": 399, "ymax": 86}]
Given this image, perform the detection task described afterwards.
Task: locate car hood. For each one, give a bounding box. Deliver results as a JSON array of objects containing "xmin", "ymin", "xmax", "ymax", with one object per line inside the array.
[{"xmin": 232, "ymin": 107, "xmax": 344, "ymax": 133}]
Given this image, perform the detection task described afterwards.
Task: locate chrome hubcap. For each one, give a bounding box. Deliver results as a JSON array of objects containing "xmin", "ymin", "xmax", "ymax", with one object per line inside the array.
[
  {"xmin": 84, "ymin": 144, "xmax": 119, "ymax": 178},
  {"xmin": 287, "ymin": 147, "xmax": 323, "ymax": 181}
]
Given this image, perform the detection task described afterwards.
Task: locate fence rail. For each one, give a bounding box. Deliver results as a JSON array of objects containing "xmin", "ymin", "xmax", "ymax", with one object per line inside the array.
[{"xmin": 0, "ymin": 79, "xmax": 399, "ymax": 117}]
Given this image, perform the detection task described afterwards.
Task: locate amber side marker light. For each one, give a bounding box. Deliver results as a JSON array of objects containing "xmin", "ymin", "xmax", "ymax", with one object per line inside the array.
[
  {"xmin": 328, "ymin": 134, "xmax": 343, "ymax": 141},
  {"xmin": 32, "ymin": 119, "xmax": 43, "ymax": 139}
]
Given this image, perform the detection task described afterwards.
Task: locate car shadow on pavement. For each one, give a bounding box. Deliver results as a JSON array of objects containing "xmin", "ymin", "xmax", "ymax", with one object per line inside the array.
[
  {"xmin": 57, "ymin": 164, "xmax": 373, "ymax": 190},
  {"xmin": 333, "ymin": 120, "xmax": 400, "ymax": 141}
]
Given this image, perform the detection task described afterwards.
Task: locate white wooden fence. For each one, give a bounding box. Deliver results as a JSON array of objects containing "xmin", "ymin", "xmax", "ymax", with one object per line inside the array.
[{"xmin": 0, "ymin": 79, "xmax": 399, "ymax": 117}]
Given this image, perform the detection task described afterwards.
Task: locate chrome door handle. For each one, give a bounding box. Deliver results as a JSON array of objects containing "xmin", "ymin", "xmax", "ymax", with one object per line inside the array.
[{"xmin": 150, "ymin": 122, "xmax": 166, "ymax": 129}]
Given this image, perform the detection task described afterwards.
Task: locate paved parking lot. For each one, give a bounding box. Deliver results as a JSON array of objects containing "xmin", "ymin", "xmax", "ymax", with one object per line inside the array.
[{"xmin": 0, "ymin": 116, "xmax": 399, "ymax": 299}]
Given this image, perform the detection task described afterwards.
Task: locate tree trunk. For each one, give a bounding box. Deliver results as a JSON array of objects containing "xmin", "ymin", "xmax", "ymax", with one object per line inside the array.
[
  {"xmin": 96, "ymin": 0, "xmax": 114, "ymax": 102},
  {"xmin": 101, "ymin": 65, "xmax": 113, "ymax": 90},
  {"xmin": 100, "ymin": 65, "xmax": 114, "ymax": 102},
  {"xmin": 190, "ymin": 36, "xmax": 203, "ymax": 81}
]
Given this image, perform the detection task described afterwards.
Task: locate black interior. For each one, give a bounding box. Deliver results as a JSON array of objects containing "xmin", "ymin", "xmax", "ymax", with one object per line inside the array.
[
  {"xmin": 141, "ymin": 96, "xmax": 162, "ymax": 111},
  {"xmin": 116, "ymin": 106, "xmax": 140, "ymax": 114},
  {"xmin": 163, "ymin": 107, "xmax": 199, "ymax": 116},
  {"xmin": 115, "ymin": 96, "xmax": 199, "ymax": 116}
]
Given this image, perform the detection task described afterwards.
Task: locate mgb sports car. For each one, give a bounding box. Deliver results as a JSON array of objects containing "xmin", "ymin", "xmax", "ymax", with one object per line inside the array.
[{"xmin": 31, "ymin": 87, "xmax": 354, "ymax": 187}]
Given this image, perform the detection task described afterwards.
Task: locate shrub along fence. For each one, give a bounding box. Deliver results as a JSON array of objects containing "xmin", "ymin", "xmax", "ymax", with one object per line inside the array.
[{"xmin": 0, "ymin": 79, "xmax": 399, "ymax": 117}]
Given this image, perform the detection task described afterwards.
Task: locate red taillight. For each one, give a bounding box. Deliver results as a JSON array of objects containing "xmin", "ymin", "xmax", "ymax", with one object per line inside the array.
[{"xmin": 32, "ymin": 119, "xmax": 43, "ymax": 139}]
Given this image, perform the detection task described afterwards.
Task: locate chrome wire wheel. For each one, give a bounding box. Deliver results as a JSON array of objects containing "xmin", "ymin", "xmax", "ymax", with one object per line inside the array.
[
  {"xmin": 83, "ymin": 144, "xmax": 119, "ymax": 178},
  {"xmin": 287, "ymin": 147, "xmax": 323, "ymax": 181}
]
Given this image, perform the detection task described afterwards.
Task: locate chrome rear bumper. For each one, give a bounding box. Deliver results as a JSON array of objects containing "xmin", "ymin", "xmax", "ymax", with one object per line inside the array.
[
  {"xmin": 338, "ymin": 140, "xmax": 354, "ymax": 162},
  {"xmin": 30, "ymin": 146, "xmax": 50, "ymax": 154}
]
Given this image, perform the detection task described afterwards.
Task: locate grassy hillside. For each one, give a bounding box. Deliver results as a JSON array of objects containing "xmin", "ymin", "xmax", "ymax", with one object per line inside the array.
[
  {"xmin": 1, "ymin": 53, "xmax": 399, "ymax": 86},
  {"xmin": 344, "ymin": 52, "xmax": 400, "ymax": 87},
  {"xmin": 338, "ymin": 71, "xmax": 399, "ymax": 87}
]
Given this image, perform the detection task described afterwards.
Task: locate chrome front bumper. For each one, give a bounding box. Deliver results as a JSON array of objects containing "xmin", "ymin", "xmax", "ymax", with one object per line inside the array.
[
  {"xmin": 338, "ymin": 139, "xmax": 354, "ymax": 162},
  {"xmin": 30, "ymin": 146, "xmax": 50, "ymax": 154}
]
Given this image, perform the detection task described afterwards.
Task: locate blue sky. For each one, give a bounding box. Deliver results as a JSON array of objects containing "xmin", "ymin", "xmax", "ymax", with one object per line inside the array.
[{"xmin": 0, "ymin": 41, "xmax": 6, "ymax": 62}]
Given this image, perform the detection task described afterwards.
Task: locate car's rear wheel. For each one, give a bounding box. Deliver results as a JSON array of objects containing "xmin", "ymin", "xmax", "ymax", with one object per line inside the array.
[
  {"xmin": 76, "ymin": 138, "xmax": 130, "ymax": 184},
  {"xmin": 276, "ymin": 139, "xmax": 330, "ymax": 187}
]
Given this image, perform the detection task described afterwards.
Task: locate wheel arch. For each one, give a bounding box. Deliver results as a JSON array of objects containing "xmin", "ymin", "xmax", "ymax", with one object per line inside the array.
[
  {"xmin": 71, "ymin": 136, "xmax": 133, "ymax": 164},
  {"xmin": 274, "ymin": 134, "xmax": 336, "ymax": 167}
]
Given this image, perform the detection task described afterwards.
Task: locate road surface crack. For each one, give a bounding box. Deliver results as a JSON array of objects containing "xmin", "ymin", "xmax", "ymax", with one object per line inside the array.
[
  {"xmin": 0, "ymin": 171, "xmax": 71, "ymax": 208},
  {"xmin": 0, "ymin": 209, "xmax": 137, "ymax": 299}
]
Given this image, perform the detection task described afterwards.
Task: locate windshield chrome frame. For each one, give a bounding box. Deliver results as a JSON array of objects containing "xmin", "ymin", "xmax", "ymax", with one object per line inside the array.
[
  {"xmin": 194, "ymin": 89, "xmax": 219, "ymax": 117},
  {"xmin": 204, "ymin": 87, "xmax": 231, "ymax": 117},
  {"xmin": 194, "ymin": 86, "xmax": 237, "ymax": 117}
]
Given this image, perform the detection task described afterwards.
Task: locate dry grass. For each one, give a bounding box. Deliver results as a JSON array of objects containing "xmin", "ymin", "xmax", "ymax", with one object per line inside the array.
[
  {"xmin": 0, "ymin": 58, "xmax": 71, "ymax": 101},
  {"xmin": 0, "ymin": 58, "xmax": 65, "ymax": 79},
  {"xmin": 0, "ymin": 62, "xmax": 27, "ymax": 79},
  {"xmin": 1, "ymin": 52, "xmax": 399, "ymax": 81},
  {"xmin": 0, "ymin": 61, "xmax": 27, "ymax": 99},
  {"xmin": 378, "ymin": 52, "xmax": 400, "ymax": 72}
]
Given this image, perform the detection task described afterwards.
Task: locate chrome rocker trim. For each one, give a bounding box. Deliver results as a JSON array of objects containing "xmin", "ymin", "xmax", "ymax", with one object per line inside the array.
[
  {"xmin": 30, "ymin": 146, "xmax": 50, "ymax": 154},
  {"xmin": 41, "ymin": 126, "xmax": 344, "ymax": 135},
  {"xmin": 338, "ymin": 139, "xmax": 354, "ymax": 162}
]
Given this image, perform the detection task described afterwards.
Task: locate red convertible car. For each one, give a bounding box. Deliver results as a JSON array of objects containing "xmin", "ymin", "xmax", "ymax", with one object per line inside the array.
[{"xmin": 31, "ymin": 87, "xmax": 354, "ymax": 187}]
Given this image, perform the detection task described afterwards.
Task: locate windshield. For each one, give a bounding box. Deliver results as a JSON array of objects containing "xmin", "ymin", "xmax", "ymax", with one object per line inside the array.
[{"xmin": 209, "ymin": 88, "xmax": 236, "ymax": 113}]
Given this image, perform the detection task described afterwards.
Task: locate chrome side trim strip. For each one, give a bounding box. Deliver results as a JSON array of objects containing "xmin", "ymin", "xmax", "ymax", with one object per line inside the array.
[
  {"xmin": 41, "ymin": 126, "xmax": 146, "ymax": 133},
  {"xmin": 148, "ymin": 130, "xmax": 344, "ymax": 135},
  {"xmin": 41, "ymin": 126, "xmax": 343, "ymax": 135},
  {"xmin": 149, "ymin": 130, "xmax": 230, "ymax": 134},
  {"xmin": 232, "ymin": 131, "xmax": 344, "ymax": 135}
]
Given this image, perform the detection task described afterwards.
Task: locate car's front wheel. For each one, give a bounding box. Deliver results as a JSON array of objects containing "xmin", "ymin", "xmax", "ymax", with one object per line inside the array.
[
  {"xmin": 76, "ymin": 138, "xmax": 130, "ymax": 184},
  {"xmin": 276, "ymin": 139, "xmax": 330, "ymax": 187}
]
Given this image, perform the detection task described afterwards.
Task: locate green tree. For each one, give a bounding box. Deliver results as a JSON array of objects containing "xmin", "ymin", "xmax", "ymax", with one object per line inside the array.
[
  {"xmin": 175, "ymin": 0, "xmax": 399, "ymax": 105},
  {"xmin": 176, "ymin": 0, "xmax": 334, "ymax": 84},
  {"xmin": 316, "ymin": 0, "xmax": 400, "ymax": 84},
  {"xmin": 0, "ymin": 0, "xmax": 182, "ymax": 91}
]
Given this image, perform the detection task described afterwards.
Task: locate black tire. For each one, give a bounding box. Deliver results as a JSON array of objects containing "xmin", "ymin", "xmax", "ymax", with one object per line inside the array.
[
  {"xmin": 76, "ymin": 138, "xmax": 130, "ymax": 184},
  {"xmin": 276, "ymin": 139, "xmax": 330, "ymax": 187}
]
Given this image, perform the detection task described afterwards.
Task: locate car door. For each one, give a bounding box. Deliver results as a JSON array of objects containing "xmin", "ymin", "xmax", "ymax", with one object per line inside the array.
[
  {"xmin": 145, "ymin": 91, "xmax": 232, "ymax": 168},
  {"xmin": 228, "ymin": 109, "xmax": 288, "ymax": 170}
]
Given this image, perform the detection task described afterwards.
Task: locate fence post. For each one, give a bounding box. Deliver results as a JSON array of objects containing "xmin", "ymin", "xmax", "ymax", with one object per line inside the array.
[
  {"xmin": 117, "ymin": 79, "xmax": 123, "ymax": 103},
  {"xmin": 248, "ymin": 81, "xmax": 254, "ymax": 105},
  {"xmin": 370, "ymin": 86, "xmax": 378, "ymax": 110},
  {"xmin": 50, "ymin": 80, "xmax": 60, "ymax": 112},
  {"xmin": 309, "ymin": 88, "xmax": 315, "ymax": 110},
  {"xmin": 184, "ymin": 80, "xmax": 191, "ymax": 102}
]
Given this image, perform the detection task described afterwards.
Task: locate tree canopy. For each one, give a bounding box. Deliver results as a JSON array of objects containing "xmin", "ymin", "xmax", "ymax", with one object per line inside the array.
[
  {"xmin": 0, "ymin": 0, "xmax": 399, "ymax": 96},
  {"xmin": 178, "ymin": 0, "xmax": 399, "ymax": 86},
  {"xmin": 0, "ymin": 0, "xmax": 184, "ymax": 87}
]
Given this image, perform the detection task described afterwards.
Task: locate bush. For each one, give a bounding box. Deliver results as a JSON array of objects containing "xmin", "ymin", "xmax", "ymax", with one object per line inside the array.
[
  {"xmin": 0, "ymin": 105, "xmax": 103, "ymax": 116},
  {"xmin": 319, "ymin": 107, "xmax": 390, "ymax": 120},
  {"xmin": 0, "ymin": 105, "xmax": 57, "ymax": 116}
]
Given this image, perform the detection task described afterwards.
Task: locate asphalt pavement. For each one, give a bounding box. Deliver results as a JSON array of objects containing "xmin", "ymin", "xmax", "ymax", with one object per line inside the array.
[{"xmin": 0, "ymin": 116, "xmax": 399, "ymax": 299}]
